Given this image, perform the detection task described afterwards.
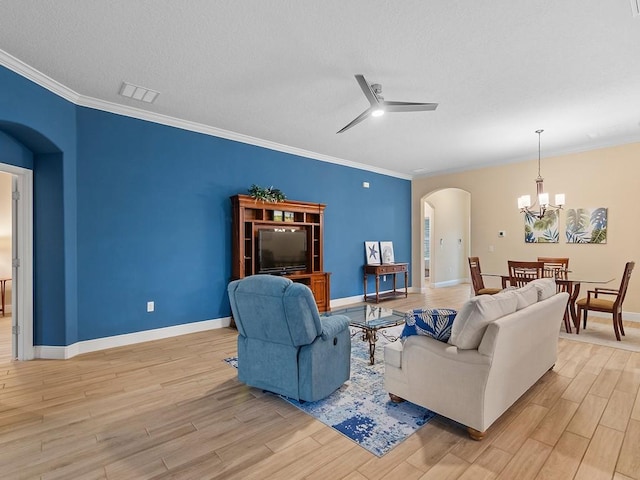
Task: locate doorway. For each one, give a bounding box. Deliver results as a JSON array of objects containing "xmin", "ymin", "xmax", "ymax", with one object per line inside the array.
[
  {"xmin": 0, "ymin": 163, "xmax": 33, "ymax": 361},
  {"xmin": 424, "ymin": 201, "xmax": 433, "ymax": 284},
  {"xmin": 0, "ymin": 171, "xmax": 11, "ymax": 361},
  {"xmin": 420, "ymin": 188, "xmax": 471, "ymax": 291}
]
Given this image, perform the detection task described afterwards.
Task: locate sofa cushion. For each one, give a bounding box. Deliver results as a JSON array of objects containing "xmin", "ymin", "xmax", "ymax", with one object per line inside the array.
[
  {"xmin": 530, "ymin": 277, "xmax": 556, "ymax": 300},
  {"xmin": 401, "ymin": 308, "xmax": 458, "ymax": 342},
  {"xmin": 514, "ymin": 282, "xmax": 539, "ymax": 310},
  {"xmin": 449, "ymin": 290, "xmax": 518, "ymax": 350}
]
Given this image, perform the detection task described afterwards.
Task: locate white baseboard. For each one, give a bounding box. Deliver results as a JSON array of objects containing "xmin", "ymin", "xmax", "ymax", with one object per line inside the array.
[
  {"xmin": 34, "ymin": 316, "xmax": 232, "ymax": 359},
  {"xmin": 330, "ymin": 294, "xmax": 364, "ymax": 308},
  {"xmin": 32, "ymin": 301, "xmax": 640, "ymax": 360},
  {"xmin": 432, "ymin": 278, "xmax": 468, "ymax": 288},
  {"xmin": 330, "ymin": 287, "xmax": 421, "ymax": 309}
]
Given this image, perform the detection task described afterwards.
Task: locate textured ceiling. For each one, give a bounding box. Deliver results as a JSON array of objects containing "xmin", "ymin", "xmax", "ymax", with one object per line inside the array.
[{"xmin": 1, "ymin": 0, "xmax": 640, "ymax": 178}]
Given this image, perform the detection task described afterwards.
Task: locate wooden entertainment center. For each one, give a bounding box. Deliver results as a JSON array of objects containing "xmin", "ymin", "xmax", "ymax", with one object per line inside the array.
[{"xmin": 230, "ymin": 194, "xmax": 331, "ymax": 312}]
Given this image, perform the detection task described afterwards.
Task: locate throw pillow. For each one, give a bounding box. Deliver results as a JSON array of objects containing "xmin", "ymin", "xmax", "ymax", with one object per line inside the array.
[
  {"xmin": 530, "ymin": 277, "xmax": 556, "ymax": 300},
  {"xmin": 449, "ymin": 290, "xmax": 518, "ymax": 350},
  {"xmin": 513, "ymin": 281, "xmax": 539, "ymax": 310},
  {"xmin": 401, "ymin": 308, "xmax": 458, "ymax": 342}
]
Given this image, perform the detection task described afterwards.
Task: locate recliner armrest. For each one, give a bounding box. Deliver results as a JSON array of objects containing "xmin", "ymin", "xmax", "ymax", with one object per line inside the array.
[{"xmin": 320, "ymin": 315, "xmax": 350, "ymax": 340}]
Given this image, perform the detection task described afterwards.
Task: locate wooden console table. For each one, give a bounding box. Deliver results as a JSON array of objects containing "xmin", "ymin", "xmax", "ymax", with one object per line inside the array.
[{"xmin": 363, "ymin": 263, "xmax": 408, "ymax": 303}]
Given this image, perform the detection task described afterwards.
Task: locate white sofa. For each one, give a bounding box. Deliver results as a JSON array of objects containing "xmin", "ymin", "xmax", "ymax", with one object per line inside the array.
[{"xmin": 383, "ymin": 278, "xmax": 568, "ymax": 440}]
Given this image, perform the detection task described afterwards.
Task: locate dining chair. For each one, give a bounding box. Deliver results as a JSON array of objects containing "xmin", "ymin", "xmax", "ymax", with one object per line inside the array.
[
  {"xmin": 576, "ymin": 261, "xmax": 635, "ymax": 341},
  {"xmin": 507, "ymin": 261, "xmax": 544, "ymax": 288},
  {"xmin": 537, "ymin": 257, "xmax": 571, "ymax": 333},
  {"xmin": 537, "ymin": 257, "xmax": 569, "ymax": 280},
  {"xmin": 468, "ymin": 257, "xmax": 502, "ymax": 296}
]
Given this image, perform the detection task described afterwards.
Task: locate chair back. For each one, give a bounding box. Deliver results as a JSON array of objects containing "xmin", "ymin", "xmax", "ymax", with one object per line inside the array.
[
  {"xmin": 614, "ymin": 261, "xmax": 635, "ymax": 310},
  {"xmin": 468, "ymin": 257, "xmax": 486, "ymax": 295},
  {"xmin": 228, "ymin": 275, "xmax": 323, "ymax": 346},
  {"xmin": 537, "ymin": 257, "xmax": 569, "ymax": 280},
  {"xmin": 508, "ymin": 260, "xmax": 544, "ymax": 288}
]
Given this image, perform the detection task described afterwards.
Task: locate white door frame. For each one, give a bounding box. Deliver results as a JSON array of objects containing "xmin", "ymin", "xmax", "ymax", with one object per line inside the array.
[{"xmin": 2, "ymin": 162, "xmax": 33, "ymax": 360}]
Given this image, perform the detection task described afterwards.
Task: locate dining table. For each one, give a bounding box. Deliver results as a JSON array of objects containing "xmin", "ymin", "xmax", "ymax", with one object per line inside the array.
[{"xmin": 481, "ymin": 272, "xmax": 615, "ymax": 334}]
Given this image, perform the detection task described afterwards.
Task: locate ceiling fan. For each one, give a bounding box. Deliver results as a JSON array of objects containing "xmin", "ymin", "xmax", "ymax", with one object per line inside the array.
[{"xmin": 337, "ymin": 74, "xmax": 438, "ymax": 134}]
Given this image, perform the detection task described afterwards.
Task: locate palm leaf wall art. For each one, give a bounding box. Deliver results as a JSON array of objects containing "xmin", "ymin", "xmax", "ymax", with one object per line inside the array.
[
  {"xmin": 524, "ymin": 210, "xmax": 559, "ymax": 243},
  {"xmin": 565, "ymin": 207, "xmax": 607, "ymax": 244}
]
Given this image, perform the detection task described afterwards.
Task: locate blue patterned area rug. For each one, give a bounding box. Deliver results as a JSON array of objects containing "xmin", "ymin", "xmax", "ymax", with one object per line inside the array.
[{"xmin": 224, "ymin": 325, "xmax": 435, "ymax": 457}]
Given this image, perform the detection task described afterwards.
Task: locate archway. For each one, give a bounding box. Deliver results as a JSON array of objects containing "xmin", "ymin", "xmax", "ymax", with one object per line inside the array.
[
  {"xmin": 0, "ymin": 122, "xmax": 63, "ymax": 360},
  {"xmin": 418, "ymin": 188, "xmax": 471, "ymax": 292}
]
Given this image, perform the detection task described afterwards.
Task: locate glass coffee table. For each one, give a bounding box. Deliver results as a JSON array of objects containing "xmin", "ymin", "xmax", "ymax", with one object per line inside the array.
[{"xmin": 326, "ymin": 305, "xmax": 405, "ymax": 365}]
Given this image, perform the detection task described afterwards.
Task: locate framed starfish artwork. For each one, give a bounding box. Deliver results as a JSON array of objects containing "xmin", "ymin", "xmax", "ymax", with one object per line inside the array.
[{"xmin": 365, "ymin": 241, "xmax": 380, "ymax": 265}]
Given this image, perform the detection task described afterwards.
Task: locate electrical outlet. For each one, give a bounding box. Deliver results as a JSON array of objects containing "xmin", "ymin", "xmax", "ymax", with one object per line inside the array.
[
  {"xmin": 147, "ymin": 301, "xmax": 155, "ymax": 312},
  {"xmin": 383, "ymin": 275, "xmax": 387, "ymax": 282}
]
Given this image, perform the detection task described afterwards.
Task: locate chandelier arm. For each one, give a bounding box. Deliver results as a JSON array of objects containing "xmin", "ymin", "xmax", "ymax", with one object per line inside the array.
[{"xmin": 518, "ymin": 129, "xmax": 565, "ymax": 219}]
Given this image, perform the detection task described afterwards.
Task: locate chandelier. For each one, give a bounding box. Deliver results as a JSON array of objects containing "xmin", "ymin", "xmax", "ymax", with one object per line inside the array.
[{"xmin": 517, "ymin": 129, "xmax": 565, "ymax": 219}]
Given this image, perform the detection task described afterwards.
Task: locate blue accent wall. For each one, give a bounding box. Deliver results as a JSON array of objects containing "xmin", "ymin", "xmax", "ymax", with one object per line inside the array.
[
  {"xmin": 1, "ymin": 64, "xmax": 411, "ymax": 346},
  {"xmin": 33, "ymin": 153, "xmax": 67, "ymax": 346},
  {"xmin": 0, "ymin": 130, "xmax": 34, "ymax": 168}
]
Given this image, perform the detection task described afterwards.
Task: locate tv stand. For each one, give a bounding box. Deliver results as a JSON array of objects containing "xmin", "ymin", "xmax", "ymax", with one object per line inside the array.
[
  {"xmin": 231, "ymin": 195, "xmax": 330, "ymax": 312},
  {"xmin": 285, "ymin": 272, "xmax": 331, "ymax": 312}
]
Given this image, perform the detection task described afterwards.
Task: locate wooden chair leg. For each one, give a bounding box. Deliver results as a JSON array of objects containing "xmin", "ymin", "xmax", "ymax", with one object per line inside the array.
[
  {"xmin": 612, "ymin": 314, "xmax": 621, "ymax": 341},
  {"xmin": 582, "ymin": 308, "xmax": 588, "ymax": 330},
  {"xmin": 618, "ymin": 312, "xmax": 625, "ymax": 336},
  {"xmin": 563, "ymin": 311, "xmax": 572, "ymax": 334},
  {"xmin": 575, "ymin": 306, "xmax": 581, "ymax": 334},
  {"xmin": 467, "ymin": 427, "xmax": 486, "ymax": 441}
]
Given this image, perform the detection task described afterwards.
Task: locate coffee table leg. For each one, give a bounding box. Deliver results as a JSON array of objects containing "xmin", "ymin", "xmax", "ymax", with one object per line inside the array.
[{"xmin": 365, "ymin": 328, "xmax": 377, "ymax": 365}]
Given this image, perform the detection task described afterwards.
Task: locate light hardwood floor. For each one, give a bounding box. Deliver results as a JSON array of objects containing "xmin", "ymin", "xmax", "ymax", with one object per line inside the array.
[
  {"xmin": 1, "ymin": 284, "xmax": 639, "ymax": 479},
  {"xmin": 0, "ymin": 315, "xmax": 12, "ymax": 363}
]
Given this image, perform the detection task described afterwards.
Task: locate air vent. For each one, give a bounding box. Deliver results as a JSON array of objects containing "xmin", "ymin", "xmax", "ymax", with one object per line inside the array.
[
  {"xmin": 631, "ymin": 0, "xmax": 640, "ymax": 17},
  {"xmin": 119, "ymin": 82, "xmax": 160, "ymax": 103}
]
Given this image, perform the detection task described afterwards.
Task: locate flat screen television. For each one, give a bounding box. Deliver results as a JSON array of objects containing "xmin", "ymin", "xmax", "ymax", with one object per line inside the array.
[{"xmin": 257, "ymin": 228, "xmax": 308, "ymax": 274}]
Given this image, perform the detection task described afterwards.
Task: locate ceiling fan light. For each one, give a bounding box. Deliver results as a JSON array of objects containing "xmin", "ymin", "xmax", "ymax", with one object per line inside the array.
[{"xmin": 371, "ymin": 108, "xmax": 384, "ymax": 117}]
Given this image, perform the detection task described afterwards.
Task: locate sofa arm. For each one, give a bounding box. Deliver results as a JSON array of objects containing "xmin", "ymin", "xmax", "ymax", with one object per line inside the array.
[
  {"xmin": 384, "ymin": 335, "xmax": 493, "ymax": 432},
  {"xmin": 320, "ymin": 314, "xmax": 350, "ymax": 340}
]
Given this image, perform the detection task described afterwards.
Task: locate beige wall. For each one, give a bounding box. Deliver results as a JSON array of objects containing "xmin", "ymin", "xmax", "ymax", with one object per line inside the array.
[
  {"xmin": 0, "ymin": 172, "xmax": 11, "ymax": 309},
  {"xmin": 413, "ymin": 142, "xmax": 640, "ymax": 315}
]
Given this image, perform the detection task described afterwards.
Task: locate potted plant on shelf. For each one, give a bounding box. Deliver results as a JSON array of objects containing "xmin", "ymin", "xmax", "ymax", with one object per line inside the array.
[{"xmin": 248, "ymin": 184, "xmax": 286, "ymax": 203}]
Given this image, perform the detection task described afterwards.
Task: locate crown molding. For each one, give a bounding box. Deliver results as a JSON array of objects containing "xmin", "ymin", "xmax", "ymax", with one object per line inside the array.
[
  {"xmin": 0, "ymin": 48, "xmax": 410, "ymax": 180},
  {"xmin": 0, "ymin": 49, "xmax": 80, "ymax": 103},
  {"xmin": 76, "ymin": 95, "xmax": 412, "ymax": 180}
]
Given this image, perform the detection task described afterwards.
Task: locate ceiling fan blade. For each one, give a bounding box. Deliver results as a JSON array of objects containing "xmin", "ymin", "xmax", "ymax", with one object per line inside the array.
[
  {"xmin": 383, "ymin": 101, "xmax": 439, "ymax": 113},
  {"xmin": 336, "ymin": 108, "xmax": 372, "ymax": 134},
  {"xmin": 354, "ymin": 74, "xmax": 380, "ymax": 107}
]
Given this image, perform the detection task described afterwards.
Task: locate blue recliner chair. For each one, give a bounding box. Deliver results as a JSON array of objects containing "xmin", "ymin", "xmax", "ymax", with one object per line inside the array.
[{"xmin": 227, "ymin": 275, "xmax": 351, "ymax": 402}]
